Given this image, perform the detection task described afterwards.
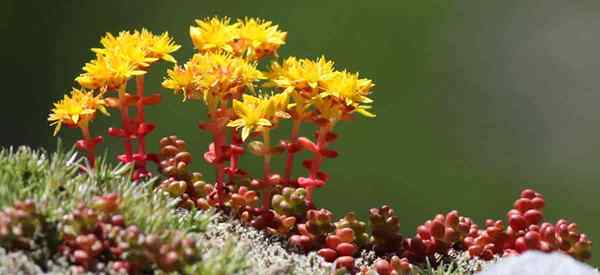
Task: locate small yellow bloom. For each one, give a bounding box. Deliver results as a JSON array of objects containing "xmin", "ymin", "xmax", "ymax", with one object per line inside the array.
[
  {"xmin": 94, "ymin": 29, "xmax": 180, "ymax": 67},
  {"xmin": 318, "ymin": 71, "xmax": 376, "ymax": 119},
  {"xmin": 227, "ymin": 92, "xmax": 290, "ymax": 141},
  {"xmin": 140, "ymin": 29, "xmax": 181, "ymax": 63},
  {"xmin": 76, "ymin": 53, "xmax": 145, "ymax": 91},
  {"xmin": 235, "ymin": 18, "xmax": 287, "ymax": 60},
  {"xmin": 78, "ymin": 29, "xmax": 180, "ymax": 91},
  {"xmin": 190, "ymin": 17, "xmax": 238, "ymax": 54},
  {"xmin": 267, "ymin": 56, "xmax": 335, "ymax": 94},
  {"xmin": 48, "ymin": 88, "xmax": 109, "ymax": 135},
  {"xmin": 162, "ymin": 52, "xmax": 264, "ymax": 104}
]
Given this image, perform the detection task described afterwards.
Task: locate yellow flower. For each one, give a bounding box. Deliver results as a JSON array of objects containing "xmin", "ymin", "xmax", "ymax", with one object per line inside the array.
[
  {"xmin": 162, "ymin": 65, "xmax": 194, "ymax": 98},
  {"xmin": 94, "ymin": 29, "xmax": 180, "ymax": 67},
  {"xmin": 227, "ymin": 92, "xmax": 289, "ymax": 141},
  {"xmin": 189, "ymin": 17, "xmax": 238, "ymax": 54},
  {"xmin": 76, "ymin": 53, "xmax": 146, "ymax": 91},
  {"xmin": 267, "ymin": 56, "xmax": 335, "ymax": 94},
  {"xmin": 318, "ymin": 71, "xmax": 375, "ymax": 119},
  {"xmin": 235, "ymin": 18, "xmax": 287, "ymax": 60},
  {"xmin": 266, "ymin": 56, "xmax": 336, "ymax": 119},
  {"xmin": 140, "ymin": 29, "xmax": 181, "ymax": 63},
  {"xmin": 77, "ymin": 29, "xmax": 180, "ymax": 91},
  {"xmin": 48, "ymin": 88, "xmax": 109, "ymax": 135},
  {"xmin": 162, "ymin": 52, "xmax": 264, "ymax": 104}
]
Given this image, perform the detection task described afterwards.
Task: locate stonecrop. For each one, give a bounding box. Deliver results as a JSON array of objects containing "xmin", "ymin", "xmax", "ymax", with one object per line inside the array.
[
  {"xmin": 162, "ymin": 52, "xmax": 264, "ymax": 106},
  {"xmin": 77, "ymin": 29, "xmax": 180, "ymax": 90},
  {"xmin": 45, "ymin": 16, "xmax": 592, "ymax": 275},
  {"xmin": 48, "ymin": 88, "xmax": 108, "ymax": 136},
  {"xmin": 189, "ymin": 17, "xmax": 286, "ymax": 60},
  {"xmin": 227, "ymin": 92, "xmax": 290, "ymax": 141},
  {"xmin": 51, "ymin": 29, "xmax": 180, "ymax": 176}
]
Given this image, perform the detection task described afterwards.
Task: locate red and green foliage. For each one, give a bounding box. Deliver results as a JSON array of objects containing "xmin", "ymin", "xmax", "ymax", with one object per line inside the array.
[{"xmin": 43, "ymin": 16, "xmax": 593, "ymax": 274}]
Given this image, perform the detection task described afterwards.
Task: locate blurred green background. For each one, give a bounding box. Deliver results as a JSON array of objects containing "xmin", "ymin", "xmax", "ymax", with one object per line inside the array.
[{"xmin": 2, "ymin": 0, "xmax": 599, "ymax": 266}]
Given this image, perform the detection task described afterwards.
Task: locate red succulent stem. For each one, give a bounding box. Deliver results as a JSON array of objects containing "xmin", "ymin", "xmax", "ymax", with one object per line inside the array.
[
  {"xmin": 117, "ymin": 84, "xmax": 133, "ymax": 160},
  {"xmin": 133, "ymin": 75, "xmax": 149, "ymax": 180},
  {"xmin": 135, "ymin": 75, "xmax": 146, "ymax": 156},
  {"xmin": 261, "ymin": 129, "xmax": 272, "ymax": 210},
  {"xmin": 213, "ymin": 126, "xmax": 227, "ymax": 205},
  {"xmin": 283, "ymin": 119, "xmax": 301, "ymax": 184},
  {"xmin": 305, "ymin": 124, "xmax": 330, "ymax": 208},
  {"xmin": 229, "ymin": 128, "xmax": 242, "ymax": 175},
  {"xmin": 79, "ymin": 123, "xmax": 96, "ymax": 168}
]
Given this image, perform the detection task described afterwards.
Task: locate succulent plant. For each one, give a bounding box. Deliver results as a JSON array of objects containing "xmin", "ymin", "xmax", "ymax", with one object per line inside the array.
[
  {"xmin": 369, "ymin": 205, "xmax": 403, "ymax": 255},
  {"xmin": 271, "ymin": 187, "xmax": 308, "ymax": 218},
  {"xmin": 373, "ymin": 256, "xmax": 413, "ymax": 275},
  {"xmin": 290, "ymin": 208, "xmax": 336, "ymax": 251},
  {"xmin": 0, "ymin": 200, "xmax": 46, "ymax": 251},
  {"xmin": 39, "ymin": 14, "xmax": 593, "ymax": 274},
  {"xmin": 158, "ymin": 136, "xmax": 210, "ymax": 209},
  {"xmin": 335, "ymin": 212, "xmax": 370, "ymax": 248}
]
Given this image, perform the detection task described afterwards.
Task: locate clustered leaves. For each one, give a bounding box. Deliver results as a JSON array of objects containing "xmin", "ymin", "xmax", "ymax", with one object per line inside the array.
[
  {"xmin": 157, "ymin": 136, "xmax": 210, "ymax": 210},
  {"xmin": 0, "ymin": 200, "xmax": 48, "ymax": 251},
  {"xmin": 56, "ymin": 194, "xmax": 200, "ymax": 273}
]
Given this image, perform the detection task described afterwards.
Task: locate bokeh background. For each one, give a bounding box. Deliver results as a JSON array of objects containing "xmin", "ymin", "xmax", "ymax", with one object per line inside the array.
[{"xmin": 2, "ymin": 0, "xmax": 599, "ymax": 266}]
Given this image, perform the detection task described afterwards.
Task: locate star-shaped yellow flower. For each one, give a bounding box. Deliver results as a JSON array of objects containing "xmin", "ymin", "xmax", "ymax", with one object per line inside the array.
[
  {"xmin": 190, "ymin": 17, "xmax": 239, "ymax": 54},
  {"xmin": 317, "ymin": 71, "xmax": 375, "ymax": 119},
  {"xmin": 267, "ymin": 56, "xmax": 335, "ymax": 94},
  {"xmin": 235, "ymin": 18, "xmax": 287, "ymax": 60},
  {"xmin": 77, "ymin": 29, "xmax": 180, "ymax": 91},
  {"xmin": 162, "ymin": 52, "xmax": 263, "ymax": 105},
  {"xmin": 76, "ymin": 52, "xmax": 146, "ymax": 91},
  {"xmin": 48, "ymin": 88, "xmax": 109, "ymax": 135},
  {"xmin": 227, "ymin": 92, "xmax": 290, "ymax": 141}
]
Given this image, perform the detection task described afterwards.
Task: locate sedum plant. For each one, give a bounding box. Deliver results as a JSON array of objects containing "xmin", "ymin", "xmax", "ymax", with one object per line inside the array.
[
  {"xmin": 41, "ymin": 16, "xmax": 594, "ymax": 274},
  {"xmin": 48, "ymin": 88, "xmax": 109, "ymax": 167},
  {"xmin": 50, "ymin": 29, "xmax": 180, "ymax": 179}
]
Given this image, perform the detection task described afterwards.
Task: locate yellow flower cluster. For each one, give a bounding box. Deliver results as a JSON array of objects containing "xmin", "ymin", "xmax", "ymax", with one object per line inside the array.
[
  {"xmin": 268, "ymin": 56, "xmax": 335, "ymax": 94},
  {"xmin": 48, "ymin": 88, "xmax": 109, "ymax": 135},
  {"xmin": 267, "ymin": 56, "xmax": 375, "ymax": 121},
  {"xmin": 227, "ymin": 92, "xmax": 290, "ymax": 140},
  {"xmin": 190, "ymin": 17, "xmax": 287, "ymax": 60},
  {"xmin": 76, "ymin": 29, "xmax": 180, "ymax": 91},
  {"xmin": 318, "ymin": 71, "xmax": 375, "ymax": 119},
  {"xmin": 162, "ymin": 52, "xmax": 263, "ymax": 106}
]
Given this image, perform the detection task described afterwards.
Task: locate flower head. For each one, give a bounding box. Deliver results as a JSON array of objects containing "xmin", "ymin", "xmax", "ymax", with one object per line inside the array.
[
  {"xmin": 94, "ymin": 29, "xmax": 180, "ymax": 66},
  {"xmin": 48, "ymin": 88, "xmax": 109, "ymax": 135},
  {"xmin": 227, "ymin": 92, "xmax": 290, "ymax": 140},
  {"xmin": 316, "ymin": 71, "xmax": 375, "ymax": 120},
  {"xmin": 234, "ymin": 18, "xmax": 287, "ymax": 60},
  {"xmin": 190, "ymin": 17, "xmax": 239, "ymax": 54},
  {"xmin": 77, "ymin": 29, "xmax": 180, "ymax": 91},
  {"xmin": 162, "ymin": 52, "xmax": 264, "ymax": 106},
  {"xmin": 76, "ymin": 53, "xmax": 145, "ymax": 91},
  {"xmin": 267, "ymin": 56, "xmax": 335, "ymax": 94}
]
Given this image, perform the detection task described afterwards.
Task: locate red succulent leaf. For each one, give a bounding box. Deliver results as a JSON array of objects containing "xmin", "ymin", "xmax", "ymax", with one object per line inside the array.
[
  {"xmin": 141, "ymin": 93, "xmax": 161, "ymax": 105},
  {"xmin": 137, "ymin": 122, "xmax": 155, "ymax": 136},
  {"xmin": 297, "ymin": 137, "xmax": 318, "ymax": 153},
  {"xmin": 108, "ymin": 127, "xmax": 127, "ymax": 138}
]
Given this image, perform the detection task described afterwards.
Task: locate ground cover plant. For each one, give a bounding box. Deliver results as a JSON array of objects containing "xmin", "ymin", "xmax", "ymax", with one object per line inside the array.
[{"xmin": 1, "ymin": 16, "xmax": 591, "ymax": 274}]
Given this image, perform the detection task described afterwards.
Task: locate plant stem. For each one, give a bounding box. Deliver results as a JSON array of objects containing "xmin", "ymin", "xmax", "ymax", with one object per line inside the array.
[
  {"xmin": 229, "ymin": 128, "xmax": 242, "ymax": 175},
  {"xmin": 118, "ymin": 84, "xmax": 133, "ymax": 160},
  {"xmin": 79, "ymin": 123, "xmax": 95, "ymax": 167},
  {"xmin": 283, "ymin": 119, "xmax": 301, "ymax": 183},
  {"xmin": 262, "ymin": 129, "xmax": 272, "ymax": 210},
  {"xmin": 213, "ymin": 124, "xmax": 227, "ymax": 205},
  {"xmin": 135, "ymin": 75, "xmax": 145, "ymax": 156},
  {"xmin": 305, "ymin": 124, "xmax": 330, "ymax": 207}
]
